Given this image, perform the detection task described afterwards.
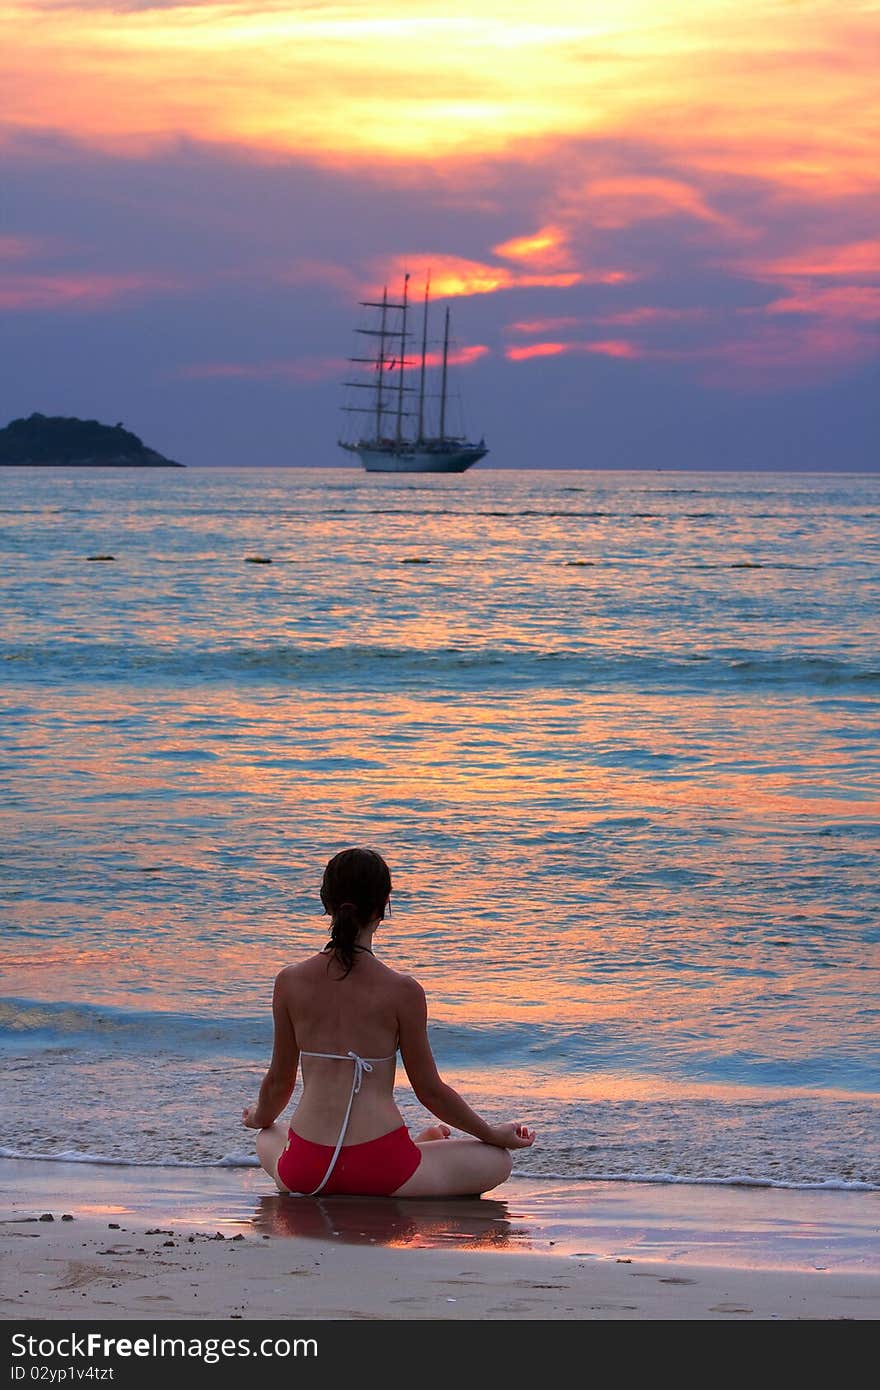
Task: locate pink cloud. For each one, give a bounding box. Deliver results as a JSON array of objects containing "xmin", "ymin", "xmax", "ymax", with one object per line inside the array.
[
  {"xmin": 423, "ymin": 344, "xmax": 489, "ymax": 367},
  {"xmin": 0, "ymin": 235, "xmax": 45, "ymax": 261},
  {"xmin": 0, "ymin": 270, "xmax": 178, "ymax": 309},
  {"xmin": 180, "ymin": 344, "xmax": 488, "ymax": 383},
  {"xmin": 743, "ymin": 239, "xmax": 880, "ymax": 280},
  {"xmin": 505, "ymin": 341, "xmax": 568, "ymax": 361},
  {"xmin": 700, "ymin": 321, "xmax": 875, "ymax": 387},
  {"xmin": 584, "ymin": 339, "xmax": 642, "ymax": 359},
  {"xmin": 762, "ymin": 285, "xmax": 880, "ymax": 321},
  {"xmin": 506, "ymin": 316, "xmax": 582, "ymax": 335},
  {"xmin": 594, "ymin": 306, "xmax": 706, "ymax": 326},
  {"xmin": 505, "ymin": 339, "xmax": 642, "ymax": 362},
  {"xmin": 575, "ymin": 176, "xmax": 743, "ymax": 237}
]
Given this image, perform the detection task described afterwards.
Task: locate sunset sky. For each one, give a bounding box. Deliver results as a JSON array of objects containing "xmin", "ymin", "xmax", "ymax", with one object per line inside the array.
[{"xmin": 2, "ymin": 0, "xmax": 878, "ymax": 468}]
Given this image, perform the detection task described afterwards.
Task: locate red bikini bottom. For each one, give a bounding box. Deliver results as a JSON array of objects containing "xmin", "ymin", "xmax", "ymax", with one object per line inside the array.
[{"xmin": 276, "ymin": 1124, "xmax": 422, "ymax": 1196}]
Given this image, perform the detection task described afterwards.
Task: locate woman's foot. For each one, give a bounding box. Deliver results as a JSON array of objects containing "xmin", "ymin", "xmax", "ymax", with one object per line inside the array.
[{"xmin": 414, "ymin": 1124, "xmax": 451, "ymax": 1142}]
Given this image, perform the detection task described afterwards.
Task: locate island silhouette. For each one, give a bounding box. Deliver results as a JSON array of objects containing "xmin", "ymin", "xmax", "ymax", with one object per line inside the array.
[{"xmin": 0, "ymin": 414, "xmax": 184, "ymax": 467}]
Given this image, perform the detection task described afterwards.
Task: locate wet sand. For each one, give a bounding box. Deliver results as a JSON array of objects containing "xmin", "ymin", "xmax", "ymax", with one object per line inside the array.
[{"xmin": 1, "ymin": 1160, "xmax": 878, "ymax": 1320}]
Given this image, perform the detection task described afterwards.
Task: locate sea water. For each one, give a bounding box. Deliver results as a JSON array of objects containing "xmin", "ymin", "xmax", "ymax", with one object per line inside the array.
[{"xmin": 1, "ymin": 466, "xmax": 878, "ymax": 1189}]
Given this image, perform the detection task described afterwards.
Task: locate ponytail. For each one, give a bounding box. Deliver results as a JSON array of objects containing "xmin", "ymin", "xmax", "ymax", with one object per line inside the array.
[{"xmin": 328, "ymin": 901, "xmax": 360, "ymax": 976}]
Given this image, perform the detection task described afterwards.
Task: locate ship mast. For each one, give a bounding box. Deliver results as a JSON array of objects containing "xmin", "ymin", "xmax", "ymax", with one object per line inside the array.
[
  {"xmin": 345, "ymin": 284, "xmax": 415, "ymax": 445},
  {"xmin": 439, "ymin": 305, "xmax": 450, "ymax": 443},
  {"xmin": 417, "ymin": 274, "xmax": 430, "ymax": 442},
  {"xmin": 395, "ymin": 274, "xmax": 409, "ymax": 443},
  {"xmin": 376, "ymin": 286, "xmax": 388, "ymax": 440}
]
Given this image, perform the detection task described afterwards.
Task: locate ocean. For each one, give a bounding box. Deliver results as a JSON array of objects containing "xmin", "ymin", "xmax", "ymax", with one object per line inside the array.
[{"xmin": 1, "ymin": 466, "xmax": 878, "ymax": 1191}]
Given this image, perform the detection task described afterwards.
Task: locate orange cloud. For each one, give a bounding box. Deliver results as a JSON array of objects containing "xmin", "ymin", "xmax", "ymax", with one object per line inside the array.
[
  {"xmin": 3, "ymin": 2, "xmax": 876, "ymax": 400},
  {"xmin": 370, "ymin": 253, "xmax": 585, "ymax": 299},
  {"xmin": 3, "ymin": 0, "xmax": 875, "ymax": 210},
  {"xmin": 0, "ymin": 270, "xmax": 178, "ymax": 310},
  {"xmin": 492, "ymin": 224, "xmax": 572, "ymax": 269},
  {"xmin": 372, "ymin": 250, "xmax": 633, "ymax": 301}
]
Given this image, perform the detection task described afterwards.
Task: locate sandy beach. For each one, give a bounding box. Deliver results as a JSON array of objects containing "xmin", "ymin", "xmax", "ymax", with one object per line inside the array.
[
  {"xmin": 5, "ymin": 0, "xmax": 880, "ymax": 1357},
  {"xmin": 2, "ymin": 1159, "xmax": 877, "ymax": 1321}
]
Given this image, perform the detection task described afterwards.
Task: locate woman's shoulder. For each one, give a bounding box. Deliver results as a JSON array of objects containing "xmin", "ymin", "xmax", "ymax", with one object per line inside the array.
[
  {"xmin": 274, "ymin": 953, "xmax": 327, "ymax": 985},
  {"xmin": 385, "ymin": 968, "xmax": 427, "ymax": 1007},
  {"xmin": 355, "ymin": 956, "xmax": 426, "ymax": 1002}
]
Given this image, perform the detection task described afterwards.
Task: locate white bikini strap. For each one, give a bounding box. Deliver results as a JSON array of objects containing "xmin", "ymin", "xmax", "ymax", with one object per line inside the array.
[
  {"xmin": 296, "ymin": 1050, "xmax": 395, "ymax": 1197},
  {"xmin": 300, "ymin": 1050, "xmax": 396, "ymax": 1067}
]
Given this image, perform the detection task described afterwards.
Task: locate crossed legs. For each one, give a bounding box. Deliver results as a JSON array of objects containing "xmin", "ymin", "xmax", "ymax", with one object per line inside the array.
[
  {"xmin": 255, "ymin": 1121, "xmax": 511, "ymax": 1198},
  {"xmin": 391, "ymin": 1126, "xmax": 512, "ymax": 1198}
]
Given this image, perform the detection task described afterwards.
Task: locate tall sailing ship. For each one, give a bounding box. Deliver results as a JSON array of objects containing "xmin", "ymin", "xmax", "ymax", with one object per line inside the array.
[{"xmin": 338, "ymin": 274, "xmax": 488, "ymax": 473}]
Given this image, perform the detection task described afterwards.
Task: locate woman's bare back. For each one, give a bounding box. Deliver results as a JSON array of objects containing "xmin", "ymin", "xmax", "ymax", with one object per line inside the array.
[{"xmin": 280, "ymin": 949, "xmax": 410, "ymax": 1147}]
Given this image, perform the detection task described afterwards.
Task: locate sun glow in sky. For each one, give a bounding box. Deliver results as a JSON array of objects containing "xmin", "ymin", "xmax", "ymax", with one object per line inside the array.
[
  {"xmin": 2, "ymin": 0, "xmax": 878, "ymax": 465},
  {"xmin": 4, "ymin": 1, "xmax": 877, "ymax": 178}
]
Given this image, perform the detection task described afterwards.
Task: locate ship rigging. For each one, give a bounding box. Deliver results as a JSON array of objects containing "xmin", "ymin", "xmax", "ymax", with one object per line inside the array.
[{"xmin": 338, "ymin": 274, "xmax": 488, "ymax": 473}]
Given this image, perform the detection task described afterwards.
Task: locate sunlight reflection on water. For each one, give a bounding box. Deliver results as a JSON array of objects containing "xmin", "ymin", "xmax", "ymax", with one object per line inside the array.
[{"xmin": 1, "ymin": 468, "xmax": 878, "ymax": 1183}]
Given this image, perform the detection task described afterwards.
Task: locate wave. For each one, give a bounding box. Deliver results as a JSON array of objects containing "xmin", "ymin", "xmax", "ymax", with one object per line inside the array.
[
  {"xmin": 0, "ymin": 997, "xmax": 270, "ymax": 1057},
  {"xmin": 0, "ymin": 997, "xmax": 570, "ymax": 1067},
  {"xmin": 5, "ymin": 1000, "xmax": 878, "ymax": 1105},
  {"xmin": 3, "ymin": 641, "xmax": 878, "ymax": 692},
  {"xmin": 0, "ymin": 998, "xmax": 605, "ymax": 1073},
  {"xmin": 1, "ymin": 1147, "xmax": 875, "ymax": 1192}
]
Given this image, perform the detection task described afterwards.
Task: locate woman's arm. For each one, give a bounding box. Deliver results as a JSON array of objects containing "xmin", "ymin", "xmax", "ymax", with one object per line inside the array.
[
  {"xmin": 243, "ymin": 970, "xmax": 300, "ymax": 1129},
  {"xmin": 397, "ymin": 976, "xmax": 535, "ymax": 1149}
]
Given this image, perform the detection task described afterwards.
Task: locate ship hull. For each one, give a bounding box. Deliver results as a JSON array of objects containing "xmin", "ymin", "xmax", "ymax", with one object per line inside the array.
[{"xmin": 344, "ymin": 444, "xmax": 487, "ymax": 474}]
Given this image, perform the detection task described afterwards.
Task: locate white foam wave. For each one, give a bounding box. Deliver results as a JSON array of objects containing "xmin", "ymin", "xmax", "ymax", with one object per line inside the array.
[
  {"xmin": 0, "ymin": 1146, "xmax": 259, "ymax": 1169},
  {"xmin": 510, "ymin": 1169, "xmax": 880, "ymax": 1192},
  {"xmin": 1, "ymin": 1148, "xmax": 875, "ymax": 1191}
]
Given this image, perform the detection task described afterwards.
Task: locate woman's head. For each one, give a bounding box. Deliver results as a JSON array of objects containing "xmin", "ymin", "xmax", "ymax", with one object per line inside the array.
[{"xmin": 320, "ymin": 847, "xmax": 392, "ymax": 974}]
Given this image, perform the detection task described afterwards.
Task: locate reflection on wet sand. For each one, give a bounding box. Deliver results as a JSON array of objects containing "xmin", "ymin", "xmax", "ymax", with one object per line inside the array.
[{"xmin": 251, "ymin": 1191, "xmax": 528, "ymax": 1251}]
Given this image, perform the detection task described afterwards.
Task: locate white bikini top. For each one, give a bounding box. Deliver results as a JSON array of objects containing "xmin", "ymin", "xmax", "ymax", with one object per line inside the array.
[{"xmin": 291, "ymin": 1049, "xmax": 397, "ymax": 1196}]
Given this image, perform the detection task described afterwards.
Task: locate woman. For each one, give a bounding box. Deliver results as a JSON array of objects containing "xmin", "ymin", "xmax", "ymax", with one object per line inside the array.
[{"xmin": 244, "ymin": 846, "xmax": 535, "ymax": 1197}]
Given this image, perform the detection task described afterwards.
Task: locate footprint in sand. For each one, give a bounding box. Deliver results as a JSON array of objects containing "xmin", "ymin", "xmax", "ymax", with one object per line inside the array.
[{"xmin": 51, "ymin": 1262, "xmax": 123, "ymax": 1291}]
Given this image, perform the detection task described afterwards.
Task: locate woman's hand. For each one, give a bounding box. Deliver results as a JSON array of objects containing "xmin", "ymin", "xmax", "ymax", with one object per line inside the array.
[
  {"xmin": 242, "ymin": 1105, "xmax": 265, "ymax": 1129},
  {"xmin": 488, "ymin": 1122, "xmax": 536, "ymax": 1149}
]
